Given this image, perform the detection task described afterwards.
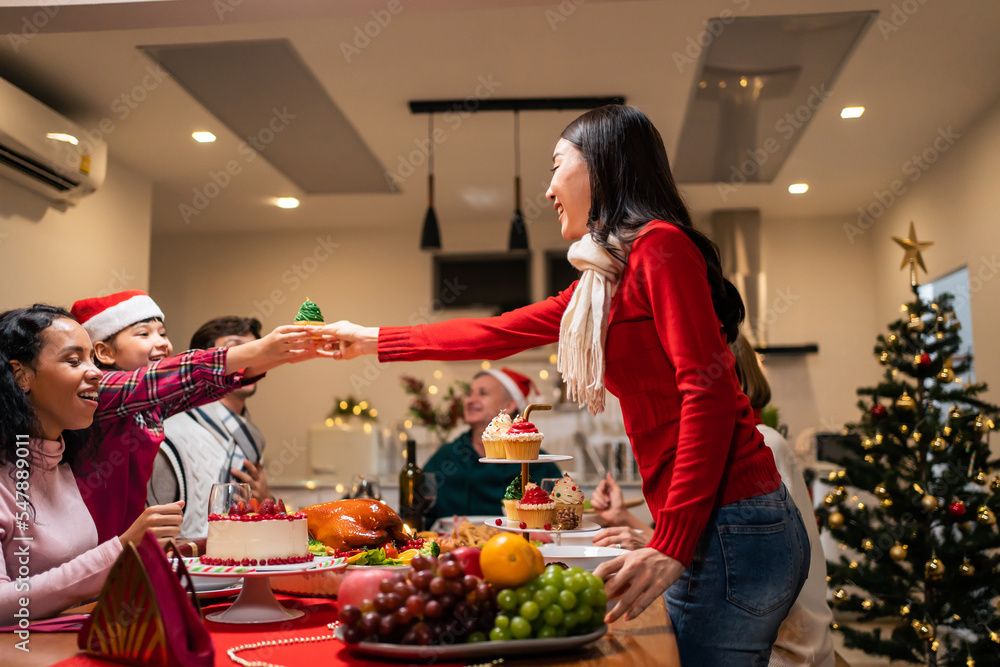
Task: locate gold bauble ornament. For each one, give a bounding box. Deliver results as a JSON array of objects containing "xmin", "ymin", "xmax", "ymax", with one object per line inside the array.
[
  {"xmin": 828, "ymin": 512, "xmax": 845, "ymax": 529},
  {"xmin": 974, "ymin": 470, "xmax": 987, "ymax": 485},
  {"xmin": 896, "ymin": 392, "xmax": 915, "ymax": 410},
  {"xmin": 921, "ymin": 495, "xmax": 939, "ymax": 511},
  {"xmin": 959, "ymin": 559, "xmax": 975, "ymax": 576},
  {"xmin": 874, "ymin": 483, "xmax": 890, "ymax": 499},
  {"xmin": 823, "ymin": 493, "xmax": 837, "ymax": 507},
  {"xmin": 991, "ymin": 476, "xmax": 1000, "ymax": 492},
  {"xmin": 931, "ymin": 437, "xmax": 947, "ymax": 452},
  {"xmin": 833, "ymin": 589, "xmax": 848, "ymax": 604},
  {"xmin": 950, "ymin": 406, "xmax": 963, "ymax": 420},
  {"xmin": 912, "ymin": 619, "xmax": 935, "ymax": 641},
  {"xmin": 942, "ymin": 426, "xmax": 952, "ymax": 436},
  {"xmin": 925, "ymin": 557, "xmax": 945, "ymax": 580},
  {"xmin": 863, "ymin": 539, "xmax": 875, "ymax": 551},
  {"xmin": 890, "ymin": 543, "xmax": 908, "ymax": 561},
  {"xmin": 908, "ymin": 316, "xmax": 925, "ymax": 332},
  {"xmin": 976, "ymin": 506, "xmax": 996, "ymax": 526},
  {"xmin": 879, "ymin": 351, "xmax": 889, "ymax": 365},
  {"xmin": 959, "ymin": 521, "xmax": 973, "ymax": 533},
  {"xmin": 937, "ymin": 367, "xmax": 954, "ymax": 382}
]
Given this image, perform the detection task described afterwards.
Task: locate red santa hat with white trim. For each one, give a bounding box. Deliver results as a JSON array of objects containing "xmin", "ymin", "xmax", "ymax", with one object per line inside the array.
[
  {"xmin": 70, "ymin": 290, "xmax": 165, "ymax": 343},
  {"xmin": 479, "ymin": 367, "xmax": 539, "ymax": 413}
]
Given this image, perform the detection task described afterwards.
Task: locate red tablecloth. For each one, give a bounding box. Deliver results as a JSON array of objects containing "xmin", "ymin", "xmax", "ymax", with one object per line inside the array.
[{"xmin": 52, "ymin": 595, "xmax": 465, "ymax": 667}]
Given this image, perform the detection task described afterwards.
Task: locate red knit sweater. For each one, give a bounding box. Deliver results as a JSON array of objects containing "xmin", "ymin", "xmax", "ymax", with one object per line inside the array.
[{"xmin": 380, "ymin": 221, "xmax": 779, "ymax": 565}]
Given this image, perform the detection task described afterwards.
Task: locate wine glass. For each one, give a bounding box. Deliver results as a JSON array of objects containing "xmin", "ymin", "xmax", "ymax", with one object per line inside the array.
[
  {"xmin": 208, "ymin": 482, "xmax": 252, "ymax": 517},
  {"xmin": 419, "ymin": 473, "xmax": 439, "ymax": 513},
  {"xmin": 350, "ymin": 474, "xmax": 382, "ymax": 500}
]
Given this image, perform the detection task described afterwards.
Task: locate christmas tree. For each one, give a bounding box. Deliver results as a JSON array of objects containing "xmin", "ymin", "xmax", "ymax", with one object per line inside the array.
[{"xmin": 818, "ymin": 224, "xmax": 1000, "ymax": 666}]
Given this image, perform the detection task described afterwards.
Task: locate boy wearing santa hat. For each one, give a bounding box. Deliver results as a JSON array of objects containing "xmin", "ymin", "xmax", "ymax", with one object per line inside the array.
[
  {"xmin": 423, "ymin": 367, "xmax": 563, "ymax": 525},
  {"xmin": 70, "ymin": 289, "xmax": 323, "ymax": 542}
]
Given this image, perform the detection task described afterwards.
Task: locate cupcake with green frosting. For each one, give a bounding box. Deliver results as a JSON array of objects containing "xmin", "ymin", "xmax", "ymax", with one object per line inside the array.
[
  {"xmin": 293, "ymin": 298, "xmax": 325, "ymax": 337},
  {"xmin": 502, "ymin": 474, "xmax": 533, "ymax": 521}
]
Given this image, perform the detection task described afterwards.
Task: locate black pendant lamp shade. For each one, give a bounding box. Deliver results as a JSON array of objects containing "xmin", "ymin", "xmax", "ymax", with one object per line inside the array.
[
  {"xmin": 420, "ymin": 114, "xmax": 442, "ymax": 250},
  {"xmin": 508, "ymin": 111, "xmax": 529, "ymax": 251}
]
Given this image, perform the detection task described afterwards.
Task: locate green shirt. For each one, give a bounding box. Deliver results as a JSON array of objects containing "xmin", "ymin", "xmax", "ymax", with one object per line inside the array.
[{"xmin": 423, "ymin": 430, "xmax": 563, "ymax": 525}]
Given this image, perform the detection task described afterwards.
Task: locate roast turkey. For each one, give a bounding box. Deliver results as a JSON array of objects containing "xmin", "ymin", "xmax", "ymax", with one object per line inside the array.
[{"xmin": 302, "ymin": 499, "xmax": 410, "ymax": 551}]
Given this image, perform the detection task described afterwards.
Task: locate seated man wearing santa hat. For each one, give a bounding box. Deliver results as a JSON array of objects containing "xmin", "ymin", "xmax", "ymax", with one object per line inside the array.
[{"xmin": 423, "ymin": 367, "xmax": 562, "ymax": 526}]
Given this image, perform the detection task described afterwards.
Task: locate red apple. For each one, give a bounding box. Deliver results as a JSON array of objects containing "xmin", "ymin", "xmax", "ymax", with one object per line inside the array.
[
  {"xmin": 337, "ymin": 568, "xmax": 398, "ymax": 608},
  {"xmin": 450, "ymin": 546, "xmax": 483, "ymax": 579}
]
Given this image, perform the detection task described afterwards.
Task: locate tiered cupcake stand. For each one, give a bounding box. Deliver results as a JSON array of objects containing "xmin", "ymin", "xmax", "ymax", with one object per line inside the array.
[{"xmin": 479, "ymin": 404, "xmax": 598, "ymax": 546}]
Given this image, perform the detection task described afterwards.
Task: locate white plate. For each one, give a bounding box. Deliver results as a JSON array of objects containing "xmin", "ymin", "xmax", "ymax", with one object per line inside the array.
[
  {"xmin": 195, "ymin": 582, "xmax": 243, "ymax": 600},
  {"xmin": 335, "ymin": 623, "xmax": 607, "ymax": 659},
  {"xmin": 191, "ymin": 575, "xmax": 242, "ymax": 592},
  {"xmin": 428, "ymin": 515, "xmax": 495, "ymax": 533},
  {"xmin": 538, "ymin": 544, "xmax": 628, "ymax": 572},
  {"xmin": 478, "ymin": 454, "xmax": 573, "ymax": 464},
  {"xmin": 183, "ymin": 556, "xmax": 347, "ymax": 577},
  {"xmin": 485, "ymin": 517, "xmax": 600, "ymax": 533}
]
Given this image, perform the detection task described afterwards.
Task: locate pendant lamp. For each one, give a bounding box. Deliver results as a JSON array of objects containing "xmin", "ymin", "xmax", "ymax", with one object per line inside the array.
[
  {"xmin": 508, "ymin": 110, "xmax": 529, "ymax": 250},
  {"xmin": 420, "ymin": 113, "xmax": 441, "ymax": 250}
]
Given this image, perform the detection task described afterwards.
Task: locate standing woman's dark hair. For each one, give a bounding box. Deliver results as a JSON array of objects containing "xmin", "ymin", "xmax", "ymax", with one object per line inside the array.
[
  {"xmin": 560, "ymin": 105, "xmax": 746, "ymax": 343},
  {"xmin": 0, "ymin": 305, "xmax": 97, "ymax": 468}
]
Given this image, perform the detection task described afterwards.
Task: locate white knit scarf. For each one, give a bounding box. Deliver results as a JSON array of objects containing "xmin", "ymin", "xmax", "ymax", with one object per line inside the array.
[{"xmin": 558, "ymin": 233, "xmax": 627, "ymax": 414}]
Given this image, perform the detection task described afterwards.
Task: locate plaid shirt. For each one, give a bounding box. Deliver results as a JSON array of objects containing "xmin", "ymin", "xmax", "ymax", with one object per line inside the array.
[{"xmin": 74, "ymin": 348, "xmax": 255, "ymax": 542}]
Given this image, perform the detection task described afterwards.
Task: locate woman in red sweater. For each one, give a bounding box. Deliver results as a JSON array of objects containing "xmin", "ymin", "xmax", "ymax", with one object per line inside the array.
[{"xmin": 324, "ymin": 106, "xmax": 809, "ymax": 665}]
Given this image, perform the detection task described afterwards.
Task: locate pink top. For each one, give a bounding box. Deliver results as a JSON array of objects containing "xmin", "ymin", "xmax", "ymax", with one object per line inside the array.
[{"xmin": 0, "ymin": 439, "xmax": 122, "ymax": 625}]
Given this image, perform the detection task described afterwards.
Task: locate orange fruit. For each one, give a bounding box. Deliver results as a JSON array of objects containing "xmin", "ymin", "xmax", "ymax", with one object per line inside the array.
[{"xmin": 480, "ymin": 533, "xmax": 544, "ymax": 588}]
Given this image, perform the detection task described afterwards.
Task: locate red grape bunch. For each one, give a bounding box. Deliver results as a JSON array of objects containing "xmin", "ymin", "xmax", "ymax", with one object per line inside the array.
[{"xmin": 338, "ymin": 553, "xmax": 496, "ymax": 645}]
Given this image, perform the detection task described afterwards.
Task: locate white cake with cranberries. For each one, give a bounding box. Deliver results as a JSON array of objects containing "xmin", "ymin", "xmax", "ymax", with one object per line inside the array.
[{"xmin": 201, "ymin": 498, "xmax": 313, "ymax": 566}]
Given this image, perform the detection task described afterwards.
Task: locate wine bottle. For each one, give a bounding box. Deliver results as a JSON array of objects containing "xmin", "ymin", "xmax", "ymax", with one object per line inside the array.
[{"xmin": 398, "ymin": 439, "xmax": 426, "ymax": 532}]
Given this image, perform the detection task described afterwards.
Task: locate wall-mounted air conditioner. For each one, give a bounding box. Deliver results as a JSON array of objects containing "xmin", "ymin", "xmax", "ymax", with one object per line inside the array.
[{"xmin": 0, "ymin": 76, "xmax": 107, "ymax": 204}]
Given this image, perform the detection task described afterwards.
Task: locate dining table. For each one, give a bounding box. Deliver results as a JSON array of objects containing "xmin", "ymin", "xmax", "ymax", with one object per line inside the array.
[{"xmin": 1, "ymin": 591, "xmax": 679, "ymax": 667}]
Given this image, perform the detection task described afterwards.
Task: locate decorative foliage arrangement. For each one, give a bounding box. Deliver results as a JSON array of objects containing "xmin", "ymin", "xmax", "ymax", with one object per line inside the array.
[{"xmin": 400, "ymin": 375, "xmax": 468, "ymax": 444}]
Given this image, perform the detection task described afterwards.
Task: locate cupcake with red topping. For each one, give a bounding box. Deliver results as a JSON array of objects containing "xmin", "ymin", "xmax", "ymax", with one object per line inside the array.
[
  {"xmin": 551, "ymin": 472, "xmax": 585, "ymax": 524},
  {"xmin": 482, "ymin": 410, "xmax": 513, "ymax": 459},
  {"xmin": 503, "ymin": 415, "xmax": 544, "ymax": 460},
  {"xmin": 516, "ymin": 486, "xmax": 557, "ymax": 529}
]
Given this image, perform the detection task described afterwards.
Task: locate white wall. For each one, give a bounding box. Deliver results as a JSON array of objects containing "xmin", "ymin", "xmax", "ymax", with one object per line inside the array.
[
  {"xmin": 759, "ymin": 213, "xmax": 882, "ymax": 448},
  {"xmin": 0, "ymin": 156, "xmax": 153, "ymax": 311}
]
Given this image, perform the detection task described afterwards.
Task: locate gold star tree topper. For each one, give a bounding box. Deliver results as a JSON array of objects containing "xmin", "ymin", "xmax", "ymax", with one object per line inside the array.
[{"xmin": 893, "ymin": 221, "xmax": 933, "ymax": 285}]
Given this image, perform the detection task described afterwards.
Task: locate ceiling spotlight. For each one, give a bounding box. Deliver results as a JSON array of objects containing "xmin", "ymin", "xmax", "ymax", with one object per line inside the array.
[
  {"xmin": 276, "ymin": 197, "xmax": 300, "ymax": 209},
  {"xmin": 192, "ymin": 131, "xmax": 217, "ymax": 143},
  {"xmin": 840, "ymin": 107, "xmax": 865, "ymax": 119},
  {"xmin": 788, "ymin": 183, "xmax": 809, "ymax": 194}
]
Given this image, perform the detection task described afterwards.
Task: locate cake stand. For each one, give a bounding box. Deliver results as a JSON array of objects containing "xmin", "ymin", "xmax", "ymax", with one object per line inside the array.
[
  {"xmin": 184, "ymin": 557, "xmax": 346, "ymax": 624},
  {"xmin": 483, "ymin": 517, "xmax": 599, "ymax": 546},
  {"xmin": 479, "ymin": 404, "xmax": 590, "ymax": 546}
]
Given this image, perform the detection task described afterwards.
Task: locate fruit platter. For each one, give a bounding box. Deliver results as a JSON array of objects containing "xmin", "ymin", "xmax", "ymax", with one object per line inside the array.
[{"xmin": 335, "ymin": 532, "xmax": 609, "ymax": 658}]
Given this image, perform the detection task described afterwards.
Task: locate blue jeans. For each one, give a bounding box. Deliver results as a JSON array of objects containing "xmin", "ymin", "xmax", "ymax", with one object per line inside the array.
[{"xmin": 665, "ymin": 484, "xmax": 810, "ymax": 666}]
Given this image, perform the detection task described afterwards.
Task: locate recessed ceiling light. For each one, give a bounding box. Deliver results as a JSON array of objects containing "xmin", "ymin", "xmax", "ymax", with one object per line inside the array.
[
  {"xmin": 788, "ymin": 183, "xmax": 809, "ymax": 194},
  {"xmin": 276, "ymin": 197, "xmax": 300, "ymax": 209},
  {"xmin": 192, "ymin": 131, "xmax": 216, "ymax": 143},
  {"xmin": 840, "ymin": 107, "xmax": 864, "ymax": 119},
  {"xmin": 46, "ymin": 132, "xmax": 79, "ymax": 145}
]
